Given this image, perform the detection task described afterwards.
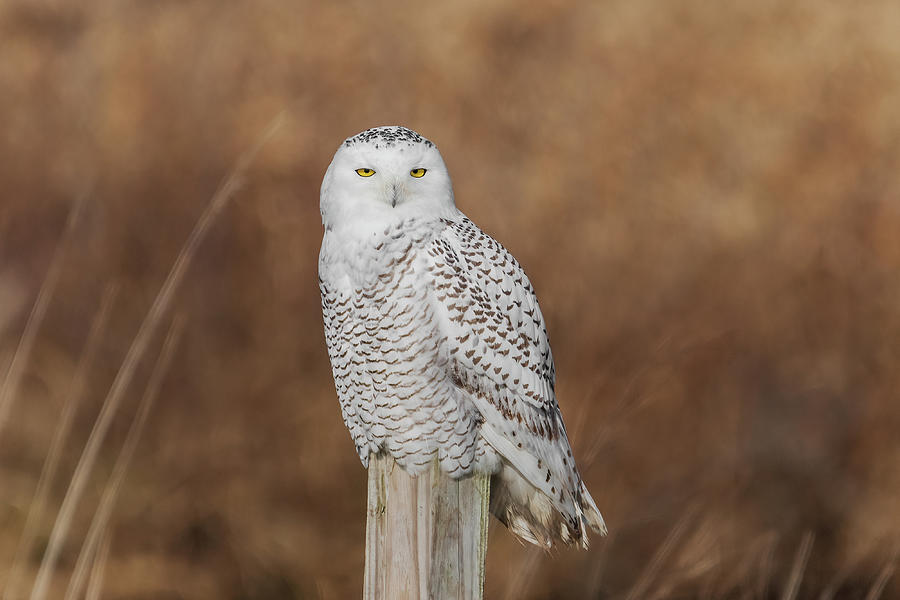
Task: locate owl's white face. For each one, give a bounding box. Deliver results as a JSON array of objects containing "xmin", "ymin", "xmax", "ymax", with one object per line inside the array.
[{"xmin": 320, "ymin": 126, "xmax": 457, "ymax": 235}]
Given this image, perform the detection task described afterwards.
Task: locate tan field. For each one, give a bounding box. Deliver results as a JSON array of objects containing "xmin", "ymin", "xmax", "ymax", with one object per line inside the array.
[{"xmin": 1, "ymin": 1, "xmax": 899, "ymax": 598}]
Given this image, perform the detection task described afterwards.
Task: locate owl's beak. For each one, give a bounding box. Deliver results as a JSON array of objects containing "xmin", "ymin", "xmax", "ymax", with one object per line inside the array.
[{"xmin": 390, "ymin": 182, "xmax": 399, "ymax": 208}]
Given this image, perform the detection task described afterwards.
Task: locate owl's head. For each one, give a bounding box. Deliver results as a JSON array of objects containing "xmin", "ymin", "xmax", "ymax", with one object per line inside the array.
[{"xmin": 320, "ymin": 126, "xmax": 456, "ymax": 232}]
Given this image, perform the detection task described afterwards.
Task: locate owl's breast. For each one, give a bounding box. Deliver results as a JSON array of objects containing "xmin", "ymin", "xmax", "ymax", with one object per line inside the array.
[
  {"xmin": 322, "ymin": 219, "xmax": 452, "ymax": 381},
  {"xmin": 320, "ymin": 218, "xmax": 444, "ymax": 291}
]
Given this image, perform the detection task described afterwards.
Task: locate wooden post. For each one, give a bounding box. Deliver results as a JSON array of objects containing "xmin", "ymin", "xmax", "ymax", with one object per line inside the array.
[{"xmin": 364, "ymin": 453, "xmax": 490, "ymax": 600}]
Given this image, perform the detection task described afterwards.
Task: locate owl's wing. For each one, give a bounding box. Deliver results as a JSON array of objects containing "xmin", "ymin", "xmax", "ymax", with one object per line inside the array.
[
  {"xmin": 428, "ymin": 218, "xmax": 556, "ymax": 409},
  {"xmin": 319, "ymin": 268, "xmax": 377, "ymax": 466},
  {"xmin": 427, "ymin": 217, "xmax": 594, "ymax": 526}
]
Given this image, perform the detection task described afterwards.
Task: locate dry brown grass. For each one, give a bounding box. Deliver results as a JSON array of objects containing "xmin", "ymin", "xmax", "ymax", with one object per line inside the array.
[{"xmin": 1, "ymin": 1, "xmax": 900, "ymax": 598}]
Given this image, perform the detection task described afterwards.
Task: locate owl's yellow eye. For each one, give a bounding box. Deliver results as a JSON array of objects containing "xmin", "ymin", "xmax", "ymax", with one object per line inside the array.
[
  {"xmin": 410, "ymin": 168, "xmax": 427, "ymax": 178},
  {"xmin": 356, "ymin": 168, "xmax": 375, "ymax": 177}
]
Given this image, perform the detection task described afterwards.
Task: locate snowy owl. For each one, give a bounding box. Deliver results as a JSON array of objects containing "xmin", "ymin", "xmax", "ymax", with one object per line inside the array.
[{"xmin": 318, "ymin": 126, "xmax": 606, "ymax": 548}]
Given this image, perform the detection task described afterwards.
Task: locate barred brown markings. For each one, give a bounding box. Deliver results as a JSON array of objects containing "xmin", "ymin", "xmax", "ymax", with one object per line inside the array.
[{"xmin": 377, "ymin": 270, "xmax": 396, "ymax": 283}]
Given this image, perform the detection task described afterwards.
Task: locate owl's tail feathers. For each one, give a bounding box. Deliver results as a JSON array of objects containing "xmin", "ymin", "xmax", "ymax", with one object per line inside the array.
[
  {"xmin": 577, "ymin": 480, "xmax": 608, "ymax": 538},
  {"xmin": 490, "ymin": 465, "xmax": 607, "ymax": 550}
]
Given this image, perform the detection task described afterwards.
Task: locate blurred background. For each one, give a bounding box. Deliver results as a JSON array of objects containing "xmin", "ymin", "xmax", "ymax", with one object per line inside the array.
[{"xmin": 1, "ymin": 0, "xmax": 900, "ymax": 598}]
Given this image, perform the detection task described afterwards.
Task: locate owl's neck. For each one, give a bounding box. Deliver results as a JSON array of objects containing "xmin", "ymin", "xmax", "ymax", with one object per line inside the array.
[{"xmin": 325, "ymin": 200, "xmax": 460, "ymax": 238}]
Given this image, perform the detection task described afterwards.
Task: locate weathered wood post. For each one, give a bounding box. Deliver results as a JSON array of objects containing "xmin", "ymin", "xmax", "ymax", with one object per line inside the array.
[{"xmin": 364, "ymin": 453, "xmax": 490, "ymax": 599}]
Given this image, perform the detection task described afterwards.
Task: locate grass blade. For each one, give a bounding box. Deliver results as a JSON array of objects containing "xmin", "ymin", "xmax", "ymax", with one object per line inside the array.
[
  {"xmin": 83, "ymin": 527, "xmax": 111, "ymax": 600},
  {"xmin": 1, "ymin": 285, "xmax": 117, "ymax": 600},
  {"xmin": 502, "ymin": 547, "xmax": 543, "ymax": 600},
  {"xmin": 865, "ymin": 555, "xmax": 897, "ymax": 600},
  {"xmin": 782, "ymin": 531, "xmax": 814, "ymax": 600},
  {"xmin": 64, "ymin": 315, "xmax": 184, "ymax": 600},
  {"xmin": 756, "ymin": 533, "xmax": 778, "ymax": 600},
  {"xmin": 28, "ymin": 114, "xmax": 283, "ymax": 600},
  {"xmin": 0, "ymin": 196, "xmax": 84, "ymax": 440},
  {"xmin": 625, "ymin": 507, "xmax": 697, "ymax": 600}
]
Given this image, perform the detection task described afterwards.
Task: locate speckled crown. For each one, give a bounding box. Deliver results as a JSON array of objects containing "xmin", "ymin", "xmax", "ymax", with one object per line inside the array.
[{"xmin": 344, "ymin": 126, "xmax": 434, "ymax": 149}]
